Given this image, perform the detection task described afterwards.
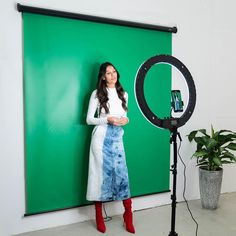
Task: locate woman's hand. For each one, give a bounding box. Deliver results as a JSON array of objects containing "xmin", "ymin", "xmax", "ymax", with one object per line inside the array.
[
  {"xmin": 107, "ymin": 116, "xmax": 117, "ymax": 125},
  {"xmin": 117, "ymin": 117, "xmax": 128, "ymax": 126},
  {"xmin": 107, "ymin": 117, "xmax": 128, "ymax": 126}
]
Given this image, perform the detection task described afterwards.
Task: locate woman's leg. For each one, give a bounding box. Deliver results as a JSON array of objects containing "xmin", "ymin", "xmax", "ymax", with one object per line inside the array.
[
  {"xmin": 123, "ymin": 198, "xmax": 135, "ymax": 234},
  {"xmin": 95, "ymin": 201, "xmax": 106, "ymax": 233}
]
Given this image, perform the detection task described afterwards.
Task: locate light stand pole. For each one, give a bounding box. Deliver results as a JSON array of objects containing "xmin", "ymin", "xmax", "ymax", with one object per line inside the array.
[
  {"xmin": 169, "ymin": 127, "xmax": 182, "ymax": 236},
  {"xmin": 134, "ymin": 55, "xmax": 196, "ymax": 236}
]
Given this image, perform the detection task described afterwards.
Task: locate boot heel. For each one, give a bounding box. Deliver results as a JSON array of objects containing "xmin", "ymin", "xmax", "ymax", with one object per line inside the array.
[
  {"xmin": 123, "ymin": 199, "xmax": 135, "ymax": 234},
  {"xmin": 95, "ymin": 202, "xmax": 106, "ymax": 233},
  {"xmin": 123, "ymin": 213, "xmax": 135, "ymax": 234}
]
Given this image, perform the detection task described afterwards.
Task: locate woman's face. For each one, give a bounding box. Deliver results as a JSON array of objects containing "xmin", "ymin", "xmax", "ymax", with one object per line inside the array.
[{"xmin": 104, "ymin": 65, "xmax": 117, "ymax": 87}]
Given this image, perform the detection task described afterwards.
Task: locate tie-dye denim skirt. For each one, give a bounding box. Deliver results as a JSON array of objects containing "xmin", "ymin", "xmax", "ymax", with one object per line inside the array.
[{"xmin": 86, "ymin": 124, "xmax": 131, "ymax": 201}]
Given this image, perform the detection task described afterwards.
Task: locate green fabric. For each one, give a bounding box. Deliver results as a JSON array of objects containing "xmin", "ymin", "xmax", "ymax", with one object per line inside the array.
[{"xmin": 23, "ymin": 12, "xmax": 172, "ymax": 214}]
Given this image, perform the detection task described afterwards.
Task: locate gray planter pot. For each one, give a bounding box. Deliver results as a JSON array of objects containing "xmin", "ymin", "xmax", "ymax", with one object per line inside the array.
[{"xmin": 199, "ymin": 167, "xmax": 223, "ymax": 209}]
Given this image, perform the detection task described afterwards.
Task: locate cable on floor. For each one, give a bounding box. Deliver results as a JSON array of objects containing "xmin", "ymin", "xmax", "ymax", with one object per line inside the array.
[
  {"xmin": 178, "ymin": 139, "xmax": 199, "ymax": 236},
  {"xmin": 103, "ymin": 203, "xmax": 112, "ymax": 222}
]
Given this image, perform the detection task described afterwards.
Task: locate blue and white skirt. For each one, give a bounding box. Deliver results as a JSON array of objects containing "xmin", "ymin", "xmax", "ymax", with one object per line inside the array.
[{"xmin": 86, "ymin": 124, "xmax": 131, "ymax": 202}]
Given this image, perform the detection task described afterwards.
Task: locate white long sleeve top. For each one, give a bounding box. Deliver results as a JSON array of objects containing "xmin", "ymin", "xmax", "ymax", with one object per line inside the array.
[{"xmin": 86, "ymin": 88, "xmax": 128, "ymax": 125}]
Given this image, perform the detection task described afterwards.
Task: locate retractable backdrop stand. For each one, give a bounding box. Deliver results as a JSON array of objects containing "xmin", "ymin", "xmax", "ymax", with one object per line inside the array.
[{"xmin": 18, "ymin": 3, "xmax": 177, "ymax": 215}]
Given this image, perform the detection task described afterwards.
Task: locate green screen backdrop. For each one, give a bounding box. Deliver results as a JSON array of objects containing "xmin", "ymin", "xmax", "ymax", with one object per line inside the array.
[{"xmin": 23, "ymin": 12, "xmax": 172, "ymax": 214}]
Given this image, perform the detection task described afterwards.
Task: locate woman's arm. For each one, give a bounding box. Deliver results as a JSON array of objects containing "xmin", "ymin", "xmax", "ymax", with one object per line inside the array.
[
  {"xmin": 115, "ymin": 92, "xmax": 129, "ymax": 126},
  {"xmin": 123, "ymin": 92, "xmax": 129, "ymax": 120},
  {"xmin": 86, "ymin": 90, "xmax": 108, "ymax": 125}
]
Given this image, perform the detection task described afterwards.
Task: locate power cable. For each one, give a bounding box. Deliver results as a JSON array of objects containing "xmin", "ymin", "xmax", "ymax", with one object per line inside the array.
[
  {"xmin": 103, "ymin": 204, "xmax": 112, "ymax": 222},
  {"xmin": 178, "ymin": 139, "xmax": 199, "ymax": 236}
]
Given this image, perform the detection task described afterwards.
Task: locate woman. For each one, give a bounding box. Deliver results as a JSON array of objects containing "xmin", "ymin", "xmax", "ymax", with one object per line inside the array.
[{"xmin": 86, "ymin": 62, "xmax": 135, "ymax": 234}]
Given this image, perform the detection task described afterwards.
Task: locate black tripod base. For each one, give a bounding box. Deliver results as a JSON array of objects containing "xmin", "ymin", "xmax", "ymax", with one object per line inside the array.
[{"xmin": 168, "ymin": 232, "xmax": 178, "ymax": 236}]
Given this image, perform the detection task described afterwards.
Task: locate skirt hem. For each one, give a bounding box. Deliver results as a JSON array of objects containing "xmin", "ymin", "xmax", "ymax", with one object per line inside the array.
[{"xmin": 86, "ymin": 195, "xmax": 131, "ymax": 202}]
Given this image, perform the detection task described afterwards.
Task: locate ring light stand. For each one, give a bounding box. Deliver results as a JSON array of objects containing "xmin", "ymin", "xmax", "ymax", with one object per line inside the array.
[{"xmin": 135, "ymin": 55, "xmax": 196, "ymax": 236}]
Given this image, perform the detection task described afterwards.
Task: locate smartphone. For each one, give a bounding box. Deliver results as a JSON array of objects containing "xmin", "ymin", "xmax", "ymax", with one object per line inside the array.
[{"xmin": 171, "ymin": 90, "xmax": 183, "ymax": 112}]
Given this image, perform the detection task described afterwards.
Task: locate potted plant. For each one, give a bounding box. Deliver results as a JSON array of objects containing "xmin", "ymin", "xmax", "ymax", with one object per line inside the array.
[{"xmin": 187, "ymin": 125, "xmax": 236, "ymax": 209}]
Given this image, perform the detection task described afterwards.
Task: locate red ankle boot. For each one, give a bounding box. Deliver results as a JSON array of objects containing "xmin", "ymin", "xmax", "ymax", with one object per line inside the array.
[
  {"xmin": 95, "ymin": 202, "xmax": 106, "ymax": 233},
  {"xmin": 123, "ymin": 198, "xmax": 135, "ymax": 234}
]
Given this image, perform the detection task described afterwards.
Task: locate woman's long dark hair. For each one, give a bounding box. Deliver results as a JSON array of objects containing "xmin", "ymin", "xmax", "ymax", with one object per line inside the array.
[{"xmin": 96, "ymin": 62, "xmax": 128, "ymax": 114}]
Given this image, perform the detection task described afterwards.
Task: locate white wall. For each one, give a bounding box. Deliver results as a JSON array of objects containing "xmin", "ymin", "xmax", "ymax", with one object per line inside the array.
[{"xmin": 1, "ymin": 0, "xmax": 236, "ymax": 235}]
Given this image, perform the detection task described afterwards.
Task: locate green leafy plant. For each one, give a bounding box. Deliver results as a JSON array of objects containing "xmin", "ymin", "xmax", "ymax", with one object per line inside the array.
[{"xmin": 187, "ymin": 125, "xmax": 236, "ymax": 171}]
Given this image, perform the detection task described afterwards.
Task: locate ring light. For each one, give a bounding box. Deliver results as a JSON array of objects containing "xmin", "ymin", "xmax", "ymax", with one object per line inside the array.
[{"xmin": 135, "ymin": 54, "xmax": 196, "ymax": 130}]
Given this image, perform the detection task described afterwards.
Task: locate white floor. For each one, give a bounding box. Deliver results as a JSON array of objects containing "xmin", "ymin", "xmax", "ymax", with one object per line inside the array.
[{"xmin": 15, "ymin": 192, "xmax": 236, "ymax": 236}]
